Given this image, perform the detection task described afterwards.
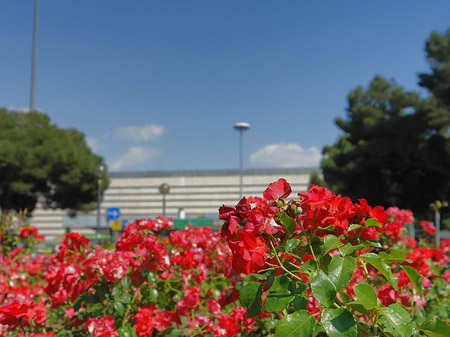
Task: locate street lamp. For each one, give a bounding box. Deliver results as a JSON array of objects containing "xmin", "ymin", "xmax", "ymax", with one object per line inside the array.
[
  {"xmin": 233, "ymin": 122, "xmax": 251, "ymax": 198},
  {"xmin": 94, "ymin": 163, "xmax": 106, "ymax": 244},
  {"xmin": 30, "ymin": 0, "xmax": 39, "ymax": 111},
  {"xmin": 431, "ymin": 200, "xmax": 449, "ymax": 249},
  {"xmin": 159, "ymin": 183, "xmax": 170, "ymax": 216}
]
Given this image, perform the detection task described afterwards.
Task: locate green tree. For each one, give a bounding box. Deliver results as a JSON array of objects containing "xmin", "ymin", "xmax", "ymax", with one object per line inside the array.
[
  {"xmin": 321, "ymin": 76, "xmax": 450, "ymax": 216},
  {"xmin": 308, "ymin": 169, "xmax": 327, "ymax": 189},
  {"xmin": 419, "ymin": 28, "xmax": 450, "ymax": 109},
  {"xmin": 0, "ymin": 108, "xmax": 109, "ymax": 214}
]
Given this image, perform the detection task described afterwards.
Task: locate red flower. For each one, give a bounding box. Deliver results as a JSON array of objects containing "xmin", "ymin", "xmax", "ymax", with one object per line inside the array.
[
  {"xmin": 134, "ymin": 305, "xmax": 180, "ymax": 337},
  {"xmin": 228, "ymin": 230, "xmax": 267, "ymax": 274},
  {"xmin": 18, "ymin": 226, "xmax": 43, "ymax": 241},
  {"xmin": 0, "ymin": 302, "xmax": 33, "ymax": 326},
  {"xmin": 83, "ymin": 315, "xmax": 118, "ymax": 337},
  {"xmin": 299, "ymin": 184, "xmax": 335, "ymax": 212},
  {"xmin": 421, "ymin": 221, "xmax": 436, "ymax": 236},
  {"xmin": 263, "ymin": 178, "xmax": 291, "ymax": 202},
  {"xmin": 177, "ymin": 286, "xmax": 202, "ymax": 315}
]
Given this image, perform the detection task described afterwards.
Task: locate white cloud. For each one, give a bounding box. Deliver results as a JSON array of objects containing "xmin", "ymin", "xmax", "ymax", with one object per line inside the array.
[
  {"xmin": 86, "ymin": 137, "xmax": 104, "ymax": 152},
  {"xmin": 250, "ymin": 143, "xmax": 322, "ymax": 168},
  {"xmin": 116, "ymin": 124, "xmax": 165, "ymax": 142},
  {"xmin": 109, "ymin": 147, "xmax": 162, "ymax": 171}
]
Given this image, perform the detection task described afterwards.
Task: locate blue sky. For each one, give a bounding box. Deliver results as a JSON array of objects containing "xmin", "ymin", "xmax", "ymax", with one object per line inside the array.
[{"xmin": 1, "ymin": 1, "xmax": 450, "ymax": 172}]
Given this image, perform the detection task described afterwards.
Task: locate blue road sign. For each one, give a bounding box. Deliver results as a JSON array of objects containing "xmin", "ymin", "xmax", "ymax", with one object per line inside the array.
[{"xmin": 106, "ymin": 207, "xmax": 120, "ymax": 220}]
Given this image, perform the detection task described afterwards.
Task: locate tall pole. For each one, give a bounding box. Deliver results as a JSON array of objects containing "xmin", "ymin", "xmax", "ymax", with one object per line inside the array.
[
  {"xmin": 239, "ymin": 130, "xmax": 243, "ymax": 198},
  {"xmin": 162, "ymin": 195, "xmax": 166, "ymax": 217},
  {"xmin": 94, "ymin": 164, "xmax": 106, "ymax": 245},
  {"xmin": 233, "ymin": 122, "xmax": 250, "ymax": 199},
  {"xmin": 159, "ymin": 183, "xmax": 170, "ymax": 217},
  {"xmin": 30, "ymin": 0, "xmax": 39, "ymax": 111},
  {"xmin": 96, "ymin": 178, "xmax": 102, "ymax": 244},
  {"xmin": 435, "ymin": 209, "xmax": 441, "ymax": 249}
]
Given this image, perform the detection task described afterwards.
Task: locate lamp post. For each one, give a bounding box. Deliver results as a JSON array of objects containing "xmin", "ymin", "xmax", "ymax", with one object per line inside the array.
[
  {"xmin": 30, "ymin": 0, "xmax": 39, "ymax": 111},
  {"xmin": 159, "ymin": 183, "xmax": 170, "ymax": 216},
  {"xmin": 431, "ymin": 200, "xmax": 449, "ymax": 249},
  {"xmin": 233, "ymin": 122, "xmax": 250, "ymax": 198},
  {"xmin": 94, "ymin": 163, "xmax": 106, "ymax": 245}
]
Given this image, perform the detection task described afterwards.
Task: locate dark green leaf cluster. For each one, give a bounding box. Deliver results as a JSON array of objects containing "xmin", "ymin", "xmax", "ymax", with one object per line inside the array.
[{"xmin": 0, "ymin": 108, "xmax": 108, "ymax": 214}]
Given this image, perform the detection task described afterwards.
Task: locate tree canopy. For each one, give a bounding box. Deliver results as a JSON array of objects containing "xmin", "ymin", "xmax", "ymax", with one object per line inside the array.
[
  {"xmin": 322, "ymin": 27, "xmax": 450, "ymax": 217},
  {"xmin": 0, "ymin": 109, "xmax": 109, "ymax": 214}
]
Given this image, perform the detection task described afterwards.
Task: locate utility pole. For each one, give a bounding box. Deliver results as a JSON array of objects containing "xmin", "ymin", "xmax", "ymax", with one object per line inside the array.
[{"xmin": 30, "ymin": 0, "xmax": 39, "ymax": 111}]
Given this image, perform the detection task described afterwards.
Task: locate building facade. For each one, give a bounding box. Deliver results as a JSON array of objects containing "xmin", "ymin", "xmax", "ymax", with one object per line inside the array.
[{"xmin": 30, "ymin": 168, "xmax": 314, "ymax": 242}]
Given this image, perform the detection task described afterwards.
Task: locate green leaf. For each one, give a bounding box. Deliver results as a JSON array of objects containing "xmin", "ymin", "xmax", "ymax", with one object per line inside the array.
[
  {"xmin": 121, "ymin": 276, "xmax": 131, "ymax": 289},
  {"xmin": 339, "ymin": 291, "xmax": 350, "ymax": 304},
  {"xmin": 347, "ymin": 301, "xmax": 369, "ymax": 316},
  {"xmin": 72, "ymin": 293, "xmax": 85, "ymax": 312},
  {"xmin": 358, "ymin": 253, "xmax": 398, "ymax": 290},
  {"xmin": 389, "ymin": 249, "xmax": 411, "ymax": 262},
  {"xmin": 293, "ymin": 295, "xmax": 308, "ymax": 311},
  {"xmin": 277, "ymin": 211, "xmax": 297, "ymax": 235},
  {"xmin": 263, "ymin": 293, "xmax": 295, "ymax": 313},
  {"xmin": 328, "ymin": 255, "xmax": 356, "ymax": 292},
  {"xmin": 114, "ymin": 302, "xmax": 125, "ymax": 315},
  {"xmin": 347, "ymin": 224, "xmax": 362, "ymax": 232},
  {"xmin": 148, "ymin": 288, "xmax": 158, "ymax": 302},
  {"xmin": 379, "ymin": 249, "xmax": 412, "ymax": 263},
  {"xmin": 121, "ymin": 293, "xmax": 132, "ymax": 304},
  {"xmin": 286, "ymin": 238, "xmax": 301, "ymax": 252},
  {"xmin": 320, "ymin": 224, "xmax": 336, "ymax": 232},
  {"xmin": 118, "ymin": 325, "xmax": 137, "ymax": 337},
  {"xmin": 169, "ymin": 328, "xmax": 183, "ymax": 337},
  {"xmin": 275, "ymin": 310, "xmax": 316, "ymax": 337},
  {"xmin": 263, "ymin": 275, "xmax": 295, "ymax": 313},
  {"xmin": 239, "ymin": 282, "xmax": 263, "ymax": 318},
  {"xmin": 310, "ymin": 270, "xmax": 337, "ymax": 308},
  {"xmin": 320, "ymin": 235, "xmax": 344, "ymax": 259},
  {"xmin": 353, "ymin": 283, "xmax": 379, "ymax": 310},
  {"xmin": 364, "ymin": 218, "xmax": 382, "ymax": 227},
  {"xmin": 379, "ymin": 304, "xmax": 413, "ymax": 337},
  {"xmin": 401, "ymin": 265, "xmax": 424, "ymax": 298},
  {"xmin": 268, "ymin": 275, "xmax": 292, "ymax": 292},
  {"xmin": 250, "ymin": 273, "xmax": 268, "ymax": 281},
  {"xmin": 111, "ymin": 286, "xmax": 123, "ymax": 301},
  {"xmin": 418, "ymin": 317, "xmax": 450, "ymax": 337},
  {"xmin": 300, "ymin": 259, "xmax": 317, "ymax": 272},
  {"xmin": 321, "ymin": 308, "xmax": 357, "ymax": 337},
  {"xmin": 339, "ymin": 243, "xmax": 365, "ymax": 256},
  {"xmin": 147, "ymin": 272, "xmax": 156, "ymax": 286}
]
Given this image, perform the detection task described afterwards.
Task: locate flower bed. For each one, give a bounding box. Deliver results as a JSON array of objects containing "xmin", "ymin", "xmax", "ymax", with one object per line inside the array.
[{"xmin": 0, "ymin": 180, "xmax": 450, "ymax": 336}]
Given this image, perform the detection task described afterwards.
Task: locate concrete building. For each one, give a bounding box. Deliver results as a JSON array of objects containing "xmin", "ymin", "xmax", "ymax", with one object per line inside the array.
[{"xmin": 30, "ymin": 168, "xmax": 314, "ymax": 242}]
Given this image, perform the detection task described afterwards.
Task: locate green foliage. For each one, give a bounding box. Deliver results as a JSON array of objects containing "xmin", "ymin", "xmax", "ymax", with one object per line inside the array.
[
  {"xmin": 322, "ymin": 75, "xmax": 450, "ymax": 216},
  {"xmin": 239, "ymin": 281, "xmax": 264, "ymax": 318},
  {"xmin": 418, "ymin": 317, "xmax": 450, "ymax": 337},
  {"xmin": 0, "ymin": 108, "xmax": 108, "ymax": 214},
  {"xmin": 321, "ymin": 308, "xmax": 357, "ymax": 337},
  {"xmin": 309, "ymin": 169, "xmax": 327, "ymax": 188},
  {"xmin": 274, "ymin": 310, "xmax": 315, "ymax": 337},
  {"xmin": 419, "ymin": 28, "xmax": 450, "ymax": 110}
]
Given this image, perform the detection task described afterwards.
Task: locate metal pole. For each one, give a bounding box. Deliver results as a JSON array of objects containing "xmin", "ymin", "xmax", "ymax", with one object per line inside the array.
[
  {"xmin": 96, "ymin": 178, "xmax": 102, "ymax": 245},
  {"xmin": 239, "ymin": 130, "xmax": 243, "ymax": 198},
  {"xmin": 162, "ymin": 195, "xmax": 166, "ymax": 217},
  {"xmin": 30, "ymin": 0, "xmax": 39, "ymax": 111},
  {"xmin": 435, "ymin": 209, "xmax": 441, "ymax": 249}
]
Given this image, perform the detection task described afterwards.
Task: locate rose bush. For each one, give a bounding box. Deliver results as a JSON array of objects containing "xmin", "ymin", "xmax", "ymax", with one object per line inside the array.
[
  {"xmin": 0, "ymin": 179, "xmax": 450, "ymax": 336},
  {"xmin": 220, "ymin": 179, "xmax": 450, "ymax": 336},
  {"xmin": 0, "ymin": 215, "xmax": 272, "ymax": 336}
]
